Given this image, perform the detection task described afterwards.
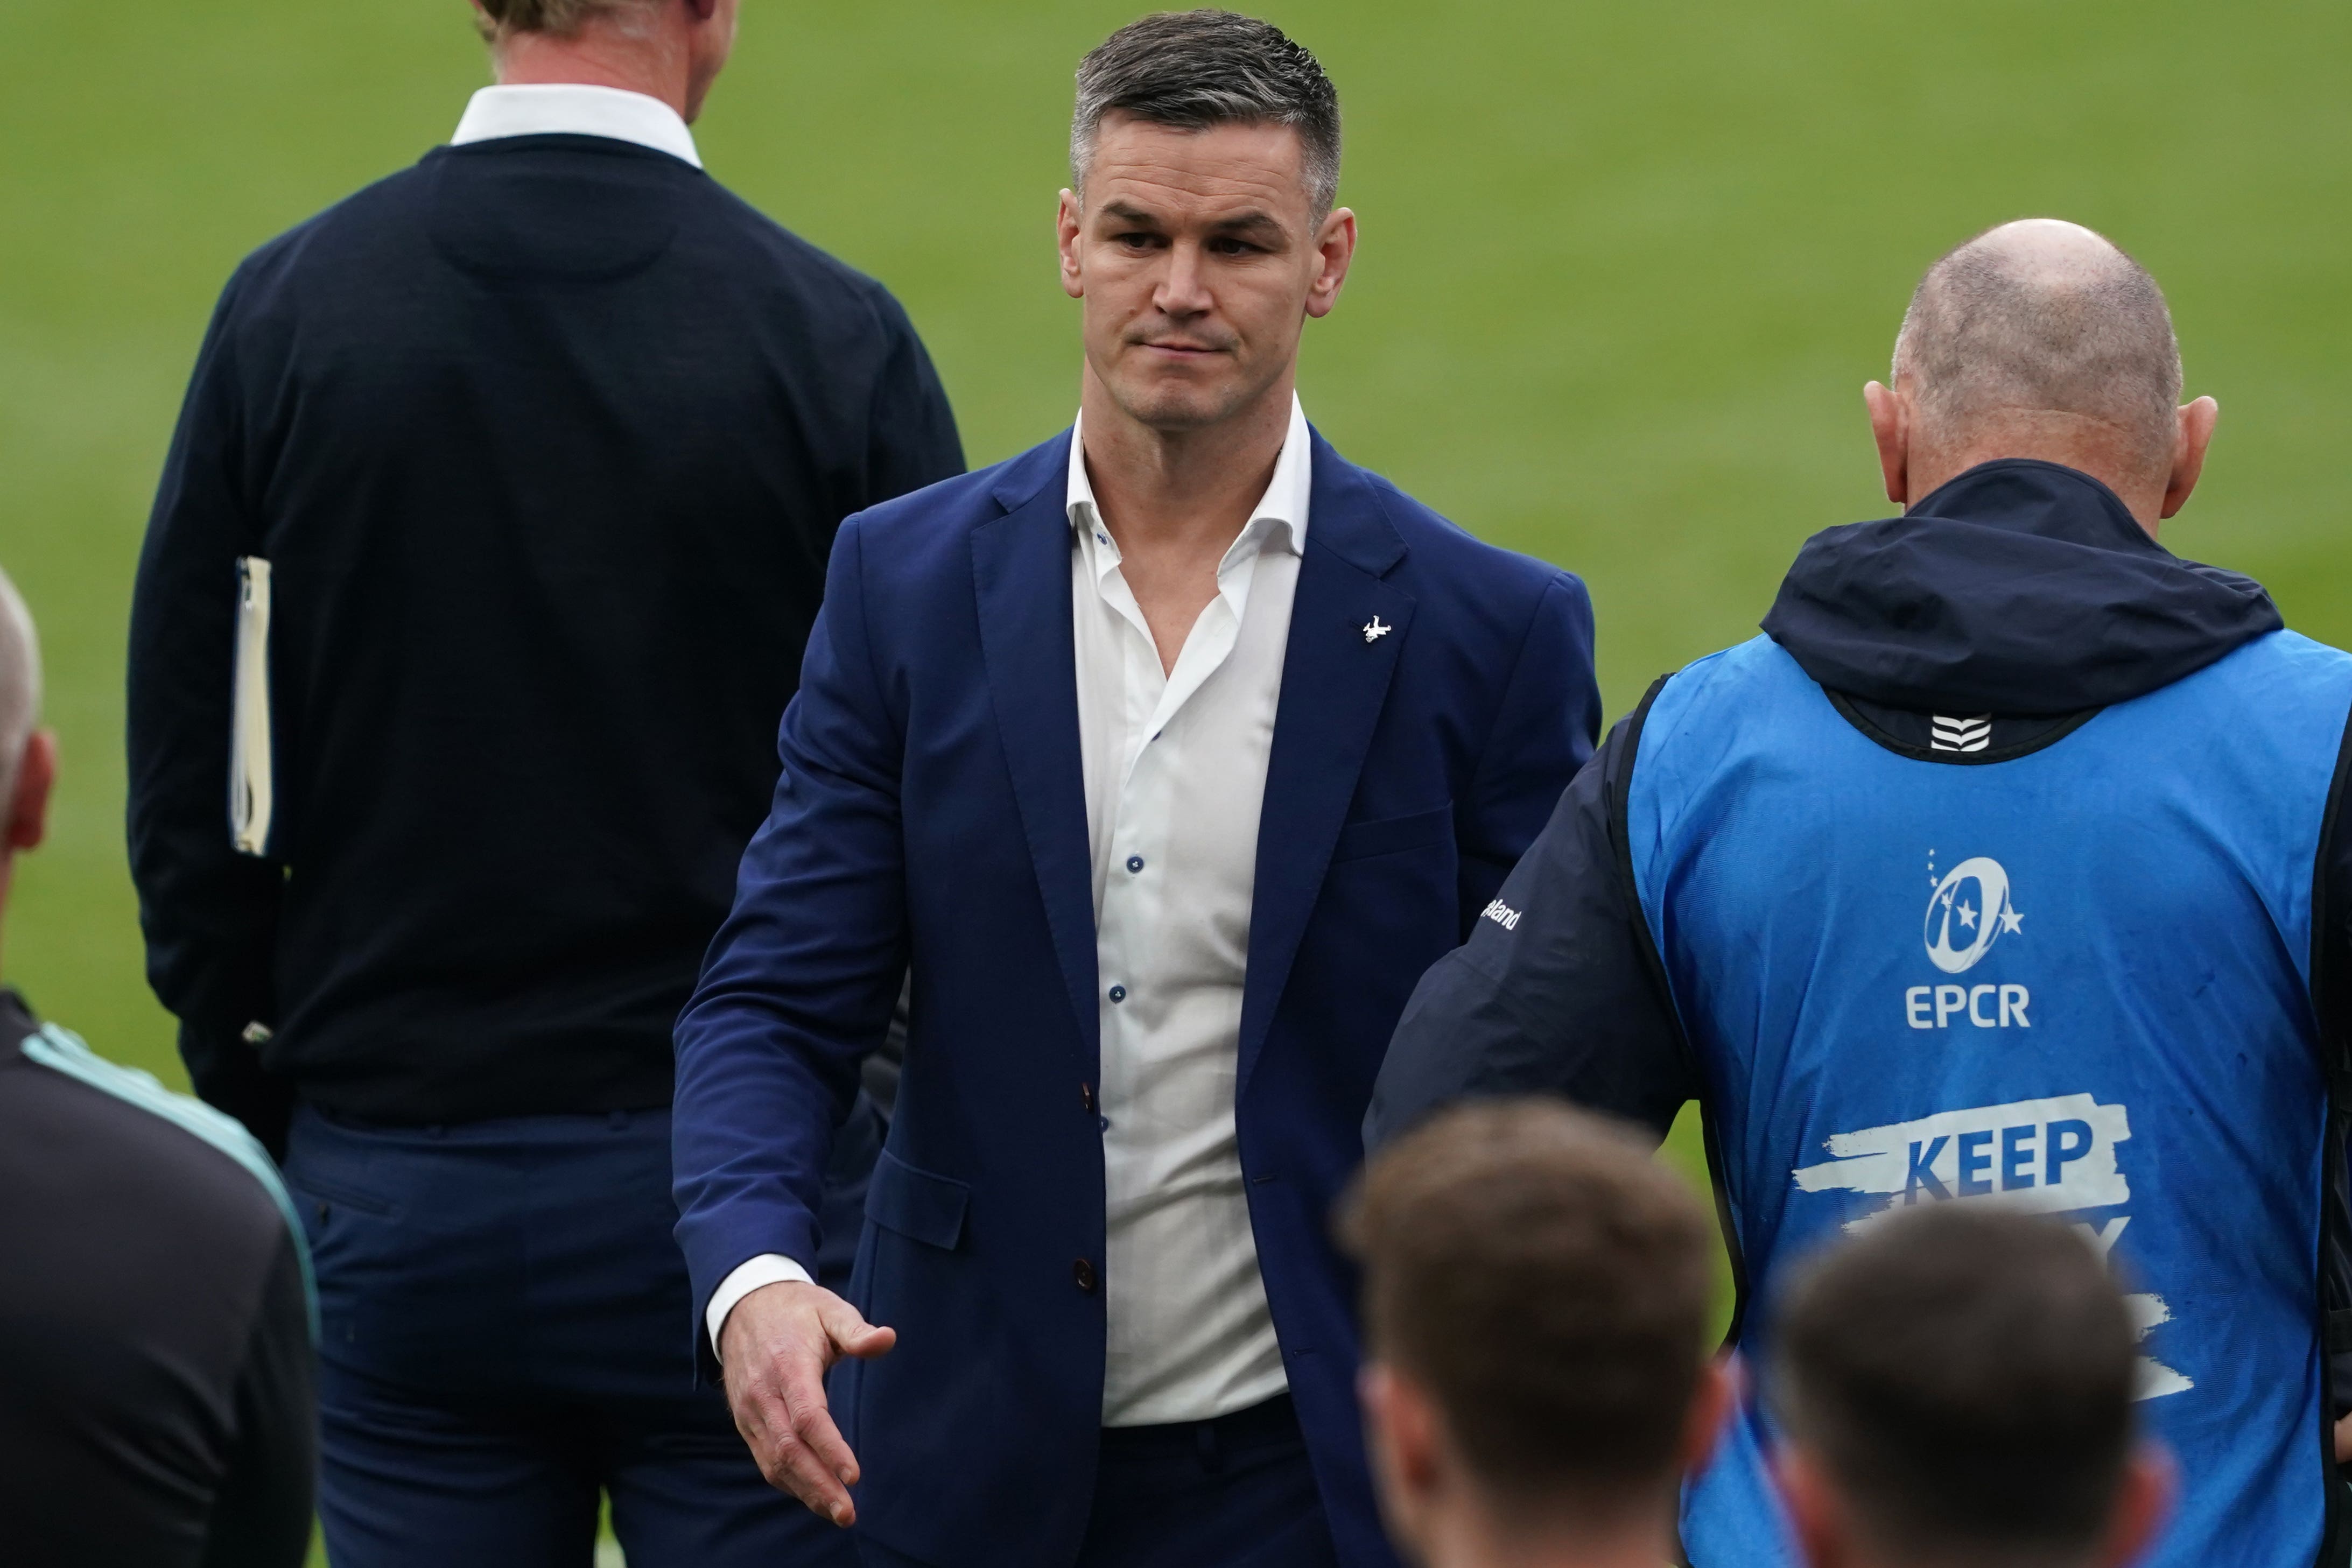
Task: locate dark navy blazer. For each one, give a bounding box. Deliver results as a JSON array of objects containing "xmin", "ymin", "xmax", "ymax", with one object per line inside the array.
[{"xmin": 672, "ymin": 428, "xmax": 1600, "ymax": 1568}]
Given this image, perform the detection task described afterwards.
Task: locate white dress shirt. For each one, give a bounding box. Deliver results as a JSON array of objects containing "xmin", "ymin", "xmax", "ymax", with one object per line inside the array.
[
  {"xmin": 708, "ymin": 402, "xmax": 1312, "ymax": 1430},
  {"xmin": 1076, "ymin": 397, "xmax": 1309, "ymax": 1425},
  {"xmin": 451, "ymin": 82, "xmax": 702, "ymax": 168}
]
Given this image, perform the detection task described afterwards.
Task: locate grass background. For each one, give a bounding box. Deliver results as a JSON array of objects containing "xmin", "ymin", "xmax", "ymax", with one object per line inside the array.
[{"xmin": 1, "ymin": 1, "xmax": 2347, "ymax": 1558}]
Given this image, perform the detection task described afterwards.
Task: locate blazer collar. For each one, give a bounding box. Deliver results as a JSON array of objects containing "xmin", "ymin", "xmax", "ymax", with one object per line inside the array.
[
  {"xmin": 975, "ymin": 425, "xmax": 1415, "ymax": 1092},
  {"xmin": 987, "ymin": 429, "xmax": 1075, "ymax": 516},
  {"xmin": 989, "ymin": 424, "xmax": 1409, "ymax": 581},
  {"xmin": 973, "ymin": 458, "xmax": 1100, "ymax": 1067},
  {"xmin": 1236, "ymin": 438, "xmax": 1413, "ymax": 1095},
  {"xmin": 1302, "ymin": 431, "xmax": 1407, "ymax": 579}
]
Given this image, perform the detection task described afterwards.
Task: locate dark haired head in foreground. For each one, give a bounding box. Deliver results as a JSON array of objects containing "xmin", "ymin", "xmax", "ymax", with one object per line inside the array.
[
  {"xmin": 1343, "ymin": 1100, "xmax": 1728, "ymax": 1567},
  {"xmin": 1769, "ymin": 1204, "xmax": 2171, "ymax": 1568}
]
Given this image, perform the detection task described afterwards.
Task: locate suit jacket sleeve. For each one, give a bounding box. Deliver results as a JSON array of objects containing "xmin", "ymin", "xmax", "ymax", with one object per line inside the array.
[
  {"xmin": 672, "ymin": 513, "xmax": 910, "ymax": 1341},
  {"xmin": 1455, "ymin": 571, "xmax": 1602, "ymax": 937},
  {"xmin": 1370, "ymin": 697, "xmax": 1698, "ymax": 1149},
  {"xmin": 127, "ymin": 271, "xmax": 292, "ymax": 1155},
  {"xmin": 860, "ymin": 286, "xmax": 964, "ymax": 504}
]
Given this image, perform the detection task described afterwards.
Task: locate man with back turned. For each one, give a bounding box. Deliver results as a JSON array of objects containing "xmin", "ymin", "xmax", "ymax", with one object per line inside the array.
[
  {"xmin": 1372, "ymin": 220, "xmax": 2352, "ymax": 1566},
  {"xmin": 670, "ymin": 12, "xmax": 1599, "ymax": 1567},
  {"xmin": 1768, "ymin": 1205, "xmax": 2171, "ymax": 1568},
  {"xmin": 0, "ymin": 564, "xmax": 315, "ymax": 1568},
  {"xmin": 1345, "ymin": 1101, "xmax": 1730, "ymax": 1568},
  {"xmin": 128, "ymin": 2, "xmax": 961, "ymax": 1564}
]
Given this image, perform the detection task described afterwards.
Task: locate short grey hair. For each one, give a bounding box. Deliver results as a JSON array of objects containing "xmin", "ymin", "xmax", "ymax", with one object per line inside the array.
[
  {"xmin": 1072, "ymin": 10, "xmax": 1343, "ymax": 218},
  {"xmin": 1892, "ymin": 220, "xmax": 2184, "ymax": 470},
  {"xmin": 0, "ymin": 564, "xmax": 40, "ymax": 816}
]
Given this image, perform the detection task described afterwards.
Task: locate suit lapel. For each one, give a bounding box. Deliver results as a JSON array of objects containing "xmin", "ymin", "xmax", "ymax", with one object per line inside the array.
[
  {"xmin": 1238, "ymin": 436, "xmax": 1414, "ymax": 1098},
  {"xmin": 972, "ymin": 434, "xmax": 1101, "ymax": 1064}
]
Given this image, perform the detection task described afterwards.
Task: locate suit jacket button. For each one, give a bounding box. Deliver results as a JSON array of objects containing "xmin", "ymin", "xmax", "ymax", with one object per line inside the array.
[
  {"xmin": 1074, "ymin": 1258, "xmax": 1099, "ymax": 1295},
  {"xmin": 1081, "ymin": 1082, "xmax": 1097, "ymax": 1114}
]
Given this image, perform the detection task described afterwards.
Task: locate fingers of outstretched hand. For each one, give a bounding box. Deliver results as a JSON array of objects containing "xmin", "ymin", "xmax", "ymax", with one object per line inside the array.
[{"xmin": 734, "ymin": 1361, "xmax": 859, "ymax": 1527}]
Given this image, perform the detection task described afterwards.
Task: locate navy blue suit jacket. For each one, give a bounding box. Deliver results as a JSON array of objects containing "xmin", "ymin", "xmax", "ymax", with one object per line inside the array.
[{"xmin": 673, "ymin": 428, "xmax": 1599, "ymax": 1568}]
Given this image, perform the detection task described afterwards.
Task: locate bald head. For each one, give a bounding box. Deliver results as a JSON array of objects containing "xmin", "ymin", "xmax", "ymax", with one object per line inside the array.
[
  {"xmin": 0, "ymin": 566, "xmax": 37, "ymax": 811},
  {"xmin": 1870, "ymin": 220, "xmax": 2216, "ymax": 531},
  {"xmin": 1894, "ymin": 220, "xmax": 2183, "ymax": 473}
]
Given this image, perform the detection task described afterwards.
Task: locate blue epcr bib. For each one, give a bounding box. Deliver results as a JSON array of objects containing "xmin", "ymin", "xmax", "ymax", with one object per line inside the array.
[{"xmin": 1628, "ymin": 631, "xmax": 2352, "ymax": 1568}]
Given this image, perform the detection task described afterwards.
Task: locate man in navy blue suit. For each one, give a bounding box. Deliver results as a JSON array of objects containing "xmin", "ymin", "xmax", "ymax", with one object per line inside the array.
[{"xmin": 671, "ymin": 12, "xmax": 1600, "ymax": 1568}]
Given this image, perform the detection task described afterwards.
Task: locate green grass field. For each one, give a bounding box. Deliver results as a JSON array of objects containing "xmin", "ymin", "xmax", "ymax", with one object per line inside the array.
[{"xmin": 2, "ymin": 2, "xmax": 2348, "ymax": 1558}]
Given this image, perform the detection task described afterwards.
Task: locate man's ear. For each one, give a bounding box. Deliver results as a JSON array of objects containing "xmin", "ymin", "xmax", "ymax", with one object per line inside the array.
[
  {"xmin": 1865, "ymin": 381, "xmax": 1909, "ymax": 508},
  {"xmin": 1360, "ymin": 1362, "xmax": 1442, "ymax": 1553},
  {"xmin": 1058, "ymin": 189, "xmax": 1086, "ymax": 301},
  {"xmin": 2159, "ymin": 397, "xmax": 2220, "ymax": 521},
  {"xmin": 1680, "ymin": 1355, "xmax": 1737, "ymax": 1477},
  {"xmin": 6, "ymin": 730, "xmax": 57, "ymax": 853},
  {"xmin": 2098, "ymin": 1442, "xmax": 2175, "ymax": 1568},
  {"xmin": 1772, "ymin": 1444, "xmax": 1852, "ymax": 1568},
  {"xmin": 1303, "ymin": 208, "xmax": 1358, "ymax": 320}
]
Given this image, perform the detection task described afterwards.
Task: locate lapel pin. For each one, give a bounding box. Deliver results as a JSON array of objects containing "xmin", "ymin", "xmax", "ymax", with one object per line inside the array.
[{"xmin": 1362, "ymin": 616, "xmax": 1392, "ymax": 644}]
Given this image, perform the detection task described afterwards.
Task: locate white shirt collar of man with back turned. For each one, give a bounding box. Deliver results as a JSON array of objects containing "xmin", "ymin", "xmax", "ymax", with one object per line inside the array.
[{"xmin": 450, "ymin": 82, "xmax": 704, "ymax": 169}]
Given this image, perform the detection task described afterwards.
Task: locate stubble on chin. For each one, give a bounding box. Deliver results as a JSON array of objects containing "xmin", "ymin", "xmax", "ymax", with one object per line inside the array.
[{"xmin": 1103, "ymin": 353, "xmax": 1259, "ymax": 434}]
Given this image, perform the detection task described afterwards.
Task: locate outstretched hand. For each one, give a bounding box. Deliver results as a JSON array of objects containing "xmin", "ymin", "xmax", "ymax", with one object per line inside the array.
[{"xmin": 719, "ymin": 1280, "xmax": 897, "ymax": 1525}]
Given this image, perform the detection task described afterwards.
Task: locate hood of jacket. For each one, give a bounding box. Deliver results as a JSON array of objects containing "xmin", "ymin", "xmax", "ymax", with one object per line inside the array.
[{"xmin": 1760, "ymin": 458, "xmax": 2281, "ymax": 715}]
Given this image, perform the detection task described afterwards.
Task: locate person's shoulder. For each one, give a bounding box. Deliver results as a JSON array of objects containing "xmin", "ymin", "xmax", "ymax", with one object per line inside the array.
[
  {"xmin": 242, "ymin": 154, "xmax": 439, "ymax": 262},
  {"xmin": 842, "ymin": 430, "xmax": 1070, "ymax": 561},
  {"xmin": 2181, "ymin": 629, "xmax": 2352, "ymax": 761},
  {"xmin": 1316, "ymin": 439, "xmax": 1585, "ymax": 621},
  {"xmin": 685, "ymin": 177, "xmax": 917, "ymax": 326},
  {"xmin": 2242, "ymin": 626, "xmax": 2352, "ymax": 679},
  {"xmin": 1650, "ymin": 634, "xmax": 1794, "ymax": 706},
  {"xmin": 3, "ymin": 1024, "xmax": 302, "ymax": 1261},
  {"xmin": 1634, "ymin": 636, "xmax": 1804, "ymax": 757},
  {"xmin": 208, "ymin": 154, "xmax": 444, "ymax": 320}
]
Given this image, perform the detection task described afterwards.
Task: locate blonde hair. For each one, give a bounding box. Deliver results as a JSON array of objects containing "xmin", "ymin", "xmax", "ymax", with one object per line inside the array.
[
  {"xmin": 475, "ymin": 0, "xmax": 659, "ymax": 40},
  {"xmin": 0, "ymin": 564, "xmax": 39, "ymax": 815}
]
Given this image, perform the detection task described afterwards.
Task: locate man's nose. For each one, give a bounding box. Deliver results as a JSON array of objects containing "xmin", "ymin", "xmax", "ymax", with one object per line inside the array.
[{"xmin": 1153, "ymin": 240, "xmax": 1214, "ymax": 318}]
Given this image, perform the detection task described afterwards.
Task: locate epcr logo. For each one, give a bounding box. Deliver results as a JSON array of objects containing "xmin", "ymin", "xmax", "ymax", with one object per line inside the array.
[{"xmin": 1923, "ymin": 856, "xmax": 2024, "ymax": 975}]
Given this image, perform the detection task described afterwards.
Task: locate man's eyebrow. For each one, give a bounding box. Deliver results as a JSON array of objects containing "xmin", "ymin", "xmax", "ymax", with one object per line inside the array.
[
  {"xmin": 1094, "ymin": 202, "xmax": 1289, "ymax": 237},
  {"xmin": 1211, "ymin": 210, "xmax": 1284, "ymax": 236}
]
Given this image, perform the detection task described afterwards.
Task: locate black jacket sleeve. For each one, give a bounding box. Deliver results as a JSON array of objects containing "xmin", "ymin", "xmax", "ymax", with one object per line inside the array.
[
  {"xmin": 2311, "ymin": 707, "xmax": 2352, "ymax": 1423},
  {"xmin": 198, "ymin": 1227, "xmax": 315, "ymax": 1568},
  {"xmin": 1367, "ymin": 693, "xmax": 1698, "ymax": 1149},
  {"xmin": 860, "ymin": 286, "xmax": 963, "ymax": 504},
  {"xmin": 127, "ymin": 272, "xmax": 293, "ymax": 1155}
]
